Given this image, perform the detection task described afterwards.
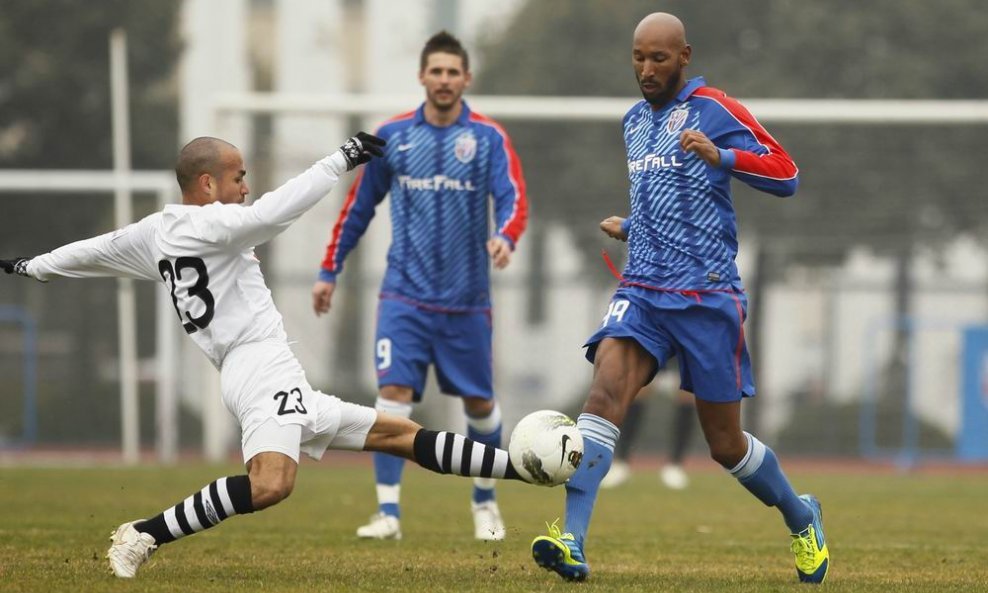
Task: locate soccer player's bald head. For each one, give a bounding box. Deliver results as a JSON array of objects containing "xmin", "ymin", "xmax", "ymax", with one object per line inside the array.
[
  {"xmin": 175, "ymin": 137, "xmax": 239, "ymax": 194},
  {"xmin": 633, "ymin": 12, "xmax": 688, "ymax": 51},
  {"xmin": 176, "ymin": 137, "xmax": 249, "ymax": 206}
]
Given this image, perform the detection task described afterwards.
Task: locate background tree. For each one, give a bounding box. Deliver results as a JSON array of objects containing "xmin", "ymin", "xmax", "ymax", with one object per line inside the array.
[{"xmin": 0, "ymin": 0, "xmax": 180, "ymax": 170}]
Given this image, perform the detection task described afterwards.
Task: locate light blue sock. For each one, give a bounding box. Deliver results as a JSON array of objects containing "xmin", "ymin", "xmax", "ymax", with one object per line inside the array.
[
  {"xmin": 373, "ymin": 453, "xmax": 405, "ymax": 518},
  {"xmin": 373, "ymin": 397, "xmax": 413, "ymax": 518},
  {"xmin": 564, "ymin": 413, "xmax": 620, "ymax": 547},
  {"xmin": 468, "ymin": 402, "xmax": 502, "ymax": 504},
  {"xmin": 729, "ymin": 431, "xmax": 812, "ymax": 533}
]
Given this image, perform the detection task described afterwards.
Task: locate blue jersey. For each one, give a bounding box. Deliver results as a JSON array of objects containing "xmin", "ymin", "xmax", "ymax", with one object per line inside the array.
[
  {"xmin": 319, "ymin": 102, "xmax": 527, "ymax": 311},
  {"xmin": 621, "ymin": 77, "xmax": 798, "ymax": 291}
]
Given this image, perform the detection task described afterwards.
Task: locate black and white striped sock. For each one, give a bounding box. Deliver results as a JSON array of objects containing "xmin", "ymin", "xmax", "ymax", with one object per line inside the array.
[
  {"xmin": 412, "ymin": 429, "xmax": 521, "ymax": 481},
  {"xmin": 134, "ymin": 475, "xmax": 255, "ymax": 544}
]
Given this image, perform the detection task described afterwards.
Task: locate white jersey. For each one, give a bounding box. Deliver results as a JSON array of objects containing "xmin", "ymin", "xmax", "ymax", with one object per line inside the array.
[{"xmin": 26, "ymin": 152, "xmax": 350, "ymax": 368}]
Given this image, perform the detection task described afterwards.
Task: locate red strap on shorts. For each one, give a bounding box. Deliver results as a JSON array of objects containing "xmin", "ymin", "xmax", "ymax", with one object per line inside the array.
[{"xmin": 600, "ymin": 250, "xmax": 703, "ymax": 303}]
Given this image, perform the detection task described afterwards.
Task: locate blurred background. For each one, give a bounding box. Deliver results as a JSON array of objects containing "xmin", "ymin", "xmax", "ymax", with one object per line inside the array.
[{"xmin": 1, "ymin": 0, "xmax": 986, "ymax": 467}]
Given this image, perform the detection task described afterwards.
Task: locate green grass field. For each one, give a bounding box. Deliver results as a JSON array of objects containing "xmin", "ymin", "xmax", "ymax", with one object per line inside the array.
[{"xmin": 1, "ymin": 460, "xmax": 986, "ymax": 592}]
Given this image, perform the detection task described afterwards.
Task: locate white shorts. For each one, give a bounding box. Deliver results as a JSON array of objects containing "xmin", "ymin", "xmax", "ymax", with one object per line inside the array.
[{"xmin": 221, "ymin": 341, "xmax": 378, "ymax": 463}]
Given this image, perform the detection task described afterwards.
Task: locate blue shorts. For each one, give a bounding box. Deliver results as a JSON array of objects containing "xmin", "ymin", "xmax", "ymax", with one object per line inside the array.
[
  {"xmin": 374, "ymin": 297, "xmax": 493, "ymax": 401},
  {"xmin": 584, "ymin": 285, "xmax": 755, "ymax": 403}
]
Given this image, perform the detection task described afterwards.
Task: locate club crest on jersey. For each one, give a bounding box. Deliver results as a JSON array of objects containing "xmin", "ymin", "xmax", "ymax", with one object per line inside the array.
[
  {"xmin": 666, "ymin": 107, "xmax": 690, "ymax": 135},
  {"xmin": 454, "ymin": 132, "xmax": 477, "ymax": 164}
]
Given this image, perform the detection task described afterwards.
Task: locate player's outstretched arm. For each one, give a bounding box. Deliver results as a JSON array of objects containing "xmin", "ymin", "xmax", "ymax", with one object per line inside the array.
[
  {"xmin": 214, "ymin": 132, "xmax": 386, "ymax": 250},
  {"xmin": 2, "ymin": 218, "xmax": 159, "ymax": 283}
]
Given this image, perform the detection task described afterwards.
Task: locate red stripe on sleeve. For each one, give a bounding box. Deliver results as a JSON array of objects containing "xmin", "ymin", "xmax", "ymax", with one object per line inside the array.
[
  {"xmin": 469, "ymin": 112, "xmax": 528, "ymax": 243},
  {"xmin": 320, "ymin": 168, "xmax": 363, "ymax": 273},
  {"xmin": 693, "ymin": 87, "xmax": 798, "ymax": 181}
]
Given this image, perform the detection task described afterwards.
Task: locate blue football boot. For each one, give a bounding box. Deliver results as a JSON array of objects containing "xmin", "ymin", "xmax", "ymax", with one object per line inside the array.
[{"xmin": 531, "ymin": 520, "xmax": 590, "ymax": 582}]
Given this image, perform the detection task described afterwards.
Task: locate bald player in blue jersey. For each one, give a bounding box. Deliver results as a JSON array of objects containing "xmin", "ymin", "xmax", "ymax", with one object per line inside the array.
[
  {"xmin": 312, "ymin": 31, "xmax": 528, "ymax": 542},
  {"xmin": 531, "ymin": 13, "xmax": 829, "ymax": 584}
]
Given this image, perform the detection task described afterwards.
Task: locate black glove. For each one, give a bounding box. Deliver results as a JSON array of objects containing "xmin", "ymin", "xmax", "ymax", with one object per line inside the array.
[
  {"xmin": 0, "ymin": 258, "xmax": 30, "ymax": 276},
  {"xmin": 339, "ymin": 132, "xmax": 386, "ymax": 171}
]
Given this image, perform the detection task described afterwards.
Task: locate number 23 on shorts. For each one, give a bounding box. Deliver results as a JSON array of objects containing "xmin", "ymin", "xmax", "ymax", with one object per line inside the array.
[
  {"xmin": 601, "ymin": 299, "xmax": 630, "ymax": 326},
  {"xmin": 273, "ymin": 387, "xmax": 308, "ymax": 416}
]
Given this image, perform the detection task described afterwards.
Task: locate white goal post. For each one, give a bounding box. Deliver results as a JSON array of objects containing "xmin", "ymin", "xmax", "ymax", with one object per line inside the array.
[{"xmin": 210, "ymin": 92, "xmax": 988, "ymax": 124}]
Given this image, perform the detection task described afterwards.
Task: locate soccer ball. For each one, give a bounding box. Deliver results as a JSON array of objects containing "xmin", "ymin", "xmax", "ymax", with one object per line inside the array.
[{"xmin": 508, "ymin": 410, "xmax": 584, "ymax": 486}]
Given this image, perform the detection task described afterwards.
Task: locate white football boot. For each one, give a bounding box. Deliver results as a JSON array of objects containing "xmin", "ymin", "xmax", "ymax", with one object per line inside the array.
[
  {"xmin": 472, "ymin": 500, "xmax": 506, "ymax": 541},
  {"xmin": 356, "ymin": 512, "xmax": 402, "ymax": 540},
  {"xmin": 600, "ymin": 460, "xmax": 631, "ymax": 489},
  {"xmin": 107, "ymin": 521, "xmax": 157, "ymax": 578},
  {"xmin": 660, "ymin": 464, "xmax": 690, "ymax": 490}
]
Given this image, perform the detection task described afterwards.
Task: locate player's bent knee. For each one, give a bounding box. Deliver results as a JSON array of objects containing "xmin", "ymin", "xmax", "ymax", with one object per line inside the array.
[
  {"xmin": 707, "ymin": 437, "xmax": 745, "ymax": 468},
  {"xmin": 246, "ymin": 451, "xmax": 298, "ymax": 509},
  {"xmin": 250, "ymin": 474, "xmax": 295, "ymax": 509},
  {"xmin": 379, "ymin": 384, "xmax": 414, "ymax": 403},
  {"xmin": 463, "ymin": 396, "xmax": 495, "ymax": 417}
]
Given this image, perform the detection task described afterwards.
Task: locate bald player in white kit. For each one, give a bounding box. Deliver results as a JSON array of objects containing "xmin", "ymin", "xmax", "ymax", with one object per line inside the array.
[{"xmin": 0, "ymin": 132, "xmax": 530, "ymax": 579}]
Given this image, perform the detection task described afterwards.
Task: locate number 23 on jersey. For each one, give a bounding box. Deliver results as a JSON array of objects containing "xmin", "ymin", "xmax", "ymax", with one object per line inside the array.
[{"xmin": 158, "ymin": 257, "xmax": 216, "ymax": 334}]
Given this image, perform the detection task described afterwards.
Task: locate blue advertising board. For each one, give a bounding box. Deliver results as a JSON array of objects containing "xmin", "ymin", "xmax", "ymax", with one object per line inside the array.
[{"xmin": 958, "ymin": 326, "xmax": 988, "ymax": 461}]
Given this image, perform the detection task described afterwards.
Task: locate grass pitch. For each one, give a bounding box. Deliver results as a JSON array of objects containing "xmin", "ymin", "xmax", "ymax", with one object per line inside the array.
[{"xmin": 1, "ymin": 458, "xmax": 986, "ymax": 592}]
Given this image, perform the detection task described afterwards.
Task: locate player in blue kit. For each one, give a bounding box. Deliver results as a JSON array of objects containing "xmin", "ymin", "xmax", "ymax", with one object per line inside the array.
[
  {"xmin": 312, "ymin": 31, "xmax": 527, "ymax": 541},
  {"xmin": 531, "ymin": 13, "xmax": 829, "ymax": 584}
]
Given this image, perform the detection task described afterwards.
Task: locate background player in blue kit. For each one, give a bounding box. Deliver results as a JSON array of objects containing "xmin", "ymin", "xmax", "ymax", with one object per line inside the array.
[
  {"xmin": 312, "ymin": 31, "xmax": 528, "ymax": 541},
  {"xmin": 531, "ymin": 13, "xmax": 829, "ymax": 584}
]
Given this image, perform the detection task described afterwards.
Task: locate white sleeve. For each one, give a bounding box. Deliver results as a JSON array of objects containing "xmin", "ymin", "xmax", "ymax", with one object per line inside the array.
[
  {"xmin": 27, "ymin": 214, "xmax": 160, "ymax": 282},
  {"xmin": 199, "ymin": 151, "xmax": 349, "ymax": 249}
]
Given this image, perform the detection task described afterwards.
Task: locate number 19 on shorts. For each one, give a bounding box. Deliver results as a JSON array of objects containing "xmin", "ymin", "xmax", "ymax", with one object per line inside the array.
[{"xmin": 602, "ymin": 299, "xmax": 630, "ymax": 326}]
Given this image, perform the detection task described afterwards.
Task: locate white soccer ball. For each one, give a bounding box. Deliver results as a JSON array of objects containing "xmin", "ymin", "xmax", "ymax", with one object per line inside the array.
[{"xmin": 508, "ymin": 410, "xmax": 584, "ymax": 486}]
